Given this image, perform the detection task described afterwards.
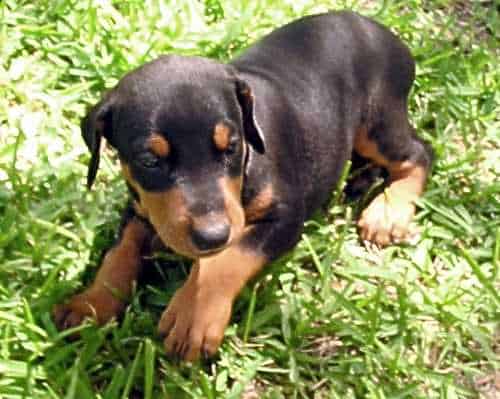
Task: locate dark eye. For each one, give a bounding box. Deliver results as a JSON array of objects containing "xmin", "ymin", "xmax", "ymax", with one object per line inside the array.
[{"xmin": 136, "ymin": 152, "xmax": 160, "ymax": 169}]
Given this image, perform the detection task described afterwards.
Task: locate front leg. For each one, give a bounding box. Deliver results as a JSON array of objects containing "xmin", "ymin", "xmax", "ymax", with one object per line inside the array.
[
  {"xmin": 158, "ymin": 207, "xmax": 303, "ymax": 361},
  {"xmin": 53, "ymin": 206, "xmax": 153, "ymax": 329}
]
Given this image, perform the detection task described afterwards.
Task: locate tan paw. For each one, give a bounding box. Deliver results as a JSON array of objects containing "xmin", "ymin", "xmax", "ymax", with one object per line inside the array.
[
  {"xmin": 358, "ymin": 190, "xmax": 417, "ymax": 246},
  {"xmin": 158, "ymin": 277, "xmax": 233, "ymax": 362},
  {"xmin": 52, "ymin": 288, "xmax": 124, "ymax": 330}
]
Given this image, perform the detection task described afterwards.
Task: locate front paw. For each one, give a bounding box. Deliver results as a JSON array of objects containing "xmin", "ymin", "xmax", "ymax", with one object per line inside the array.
[
  {"xmin": 358, "ymin": 190, "xmax": 417, "ymax": 246},
  {"xmin": 158, "ymin": 280, "xmax": 233, "ymax": 362},
  {"xmin": 52, "ymin": 288, "xmax": 125, "ymax": 330}
]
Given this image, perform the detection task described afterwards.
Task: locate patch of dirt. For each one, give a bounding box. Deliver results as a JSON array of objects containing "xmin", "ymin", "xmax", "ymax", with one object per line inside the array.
[
  {"xmin": 302, "ymin": 335, "xmax": 344, "ymax": 358},
  {"xmin": 241, "ymin": 379, "xmax": 266, "ymax": 399},
  {"xmin": 475, "ymin": 372, "xmax": 500, "ymax": 399}
]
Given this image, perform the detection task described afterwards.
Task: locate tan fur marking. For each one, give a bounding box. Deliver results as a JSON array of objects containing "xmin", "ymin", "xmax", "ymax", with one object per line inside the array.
[
  {"xmin": 355, "ymin": 127, "xmax": 428, "ymax": 246},
  {"xmin": 52, "ymin": 218, "xmax": 149, "ymax": 327},
  {"xmin": 121, "ymin": 163, "xmax": 134, "ymax": 182},
  {"xmin": 137, "ymin": 187, "xmax": 193, "ymax": 258},
  {"xmin": 93, "ymin": 219, "xmax": 149, "ymax": 296},
  {"xmin": 159, "ymin": 242, "xmax": 266, "ymax": 361},
  {"xmin": 122, "ymin": 163, "xmax": 195, "ymax": 257},
  {"xmin": 354, "ymin": 126, "xmax": 389, "ymax": 167},
  {"xmin": 387, "ymin": 161, "xmax": 426, "ymax": 197},
  {"xmin": 245, "ymin": 184, "xmax": 273, "ymax": 223},
  {"xmin": 220, "ymin": 176, "xmax": 246, "ymax": 243},
  {"xmin": 354, "ymin": 126, "xmax": 426, "ymax": 200},
  {"xmin": 213, "ymin": 123, "xmax": 231, "ymax": 151},
  {"xmin": 133, "ymin": 200, "xmax": 148, "ymax": 219},
  {"xmin": 122, "ymin": 163, "xmax": 247, "ymax": 258},
  {"xmin": 148, "ymin": 133, "xmax": 170, "ymax": 157}
]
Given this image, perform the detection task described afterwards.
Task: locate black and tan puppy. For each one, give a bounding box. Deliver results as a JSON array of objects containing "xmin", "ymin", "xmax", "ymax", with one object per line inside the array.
[{"xmin": 53, "ymin": 11, "xmax": 432, "ymax": 361}]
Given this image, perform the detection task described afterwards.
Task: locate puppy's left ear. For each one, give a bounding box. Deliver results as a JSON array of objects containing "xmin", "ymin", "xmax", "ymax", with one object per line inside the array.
[
  {"xmin": 81, "ymin": 94, "xmax": 114, "ymax": 189},
  {"xmin": 235, "ymin": 79, "xmax": 266, "ymax": 154}
]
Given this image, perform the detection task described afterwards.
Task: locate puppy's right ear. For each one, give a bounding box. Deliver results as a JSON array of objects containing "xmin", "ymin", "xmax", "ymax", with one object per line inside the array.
[{"xmin": 81, "ymin": 95, "xmax": 114, "ymax": 189}]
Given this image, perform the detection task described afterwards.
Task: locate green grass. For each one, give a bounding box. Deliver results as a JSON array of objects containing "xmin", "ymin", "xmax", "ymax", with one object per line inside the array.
[{"xmin": 1, "ymin": 0, "xmax": 499, "ymax": 398}]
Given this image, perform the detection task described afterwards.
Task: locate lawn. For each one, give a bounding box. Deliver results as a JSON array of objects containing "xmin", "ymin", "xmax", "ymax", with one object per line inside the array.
[{"xmin": 0, "ymin": 0, "xmax": 499, "ymax": 398}]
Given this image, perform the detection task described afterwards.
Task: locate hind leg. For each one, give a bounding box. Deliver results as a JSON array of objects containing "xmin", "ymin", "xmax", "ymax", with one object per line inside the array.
[{"xmin": 355, "ymin": 106, "xmax": 432, "ymax": 246}]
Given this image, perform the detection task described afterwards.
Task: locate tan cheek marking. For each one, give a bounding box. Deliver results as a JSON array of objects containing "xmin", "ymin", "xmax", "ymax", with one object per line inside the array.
[
  {"xmin": 132, "ymin": 200, "xmax": 148, "ymax": 218},
  {"xmin": 121, "ymin": 162, "xmax": 195, "ymax": 257},
  {"xmin": 218, "ymin": 177, "xmax": 246, "ymax": 240},
  {"xmin": 244, "ymin": 184, "xmax": 273, "ymax": 223},
  {"xmin": 122, "ymin": 165, "xmax": 146, "ymax": 218},
  {"xmin": 121, "ymin": 163, "xmax": 135, "ymax": 185},
  {"xmin": 213, "ymin": 123, "xmax": 231, "ymax": 151},
  {"xmin": 148, "ymin": 133, "xmax": 170, "ymax": 157},
  {"xmin": 140, "ymin": 189, "xmax": 194, "ymax": 258}
]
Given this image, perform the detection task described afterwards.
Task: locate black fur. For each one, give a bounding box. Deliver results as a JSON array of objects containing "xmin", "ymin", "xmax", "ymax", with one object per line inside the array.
[{"xmin": 82, "ymin": 10, "xmax": 432, "ymax": 261}]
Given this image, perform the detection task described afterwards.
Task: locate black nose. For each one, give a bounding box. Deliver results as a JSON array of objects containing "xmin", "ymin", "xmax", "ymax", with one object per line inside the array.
[{"xmin": 191, "ymin": 223, "xmax": 230, "ymax": 251}]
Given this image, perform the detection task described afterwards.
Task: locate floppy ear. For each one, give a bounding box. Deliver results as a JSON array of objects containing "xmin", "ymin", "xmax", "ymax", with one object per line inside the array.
[
  {"xmin": 235, "ymin": 79, "xmax": 266, "ymax": 154},
  {"xmin": 81, "ymin": 96, "xmax": 113, "ymax": 189}
]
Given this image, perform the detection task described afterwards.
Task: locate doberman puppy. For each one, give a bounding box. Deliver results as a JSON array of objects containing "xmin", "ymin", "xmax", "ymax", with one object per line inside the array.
[{"xmin": 53, "ymin": 11, "xmax": 432, "ymax": 361}]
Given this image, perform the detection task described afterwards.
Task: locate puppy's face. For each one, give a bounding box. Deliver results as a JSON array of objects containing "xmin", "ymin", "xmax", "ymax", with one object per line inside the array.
[
  {"xmin": 120, "ymin": 118, "xmax": 246, "ymax": 258},
  {"xmin": 82, "ymin": 56, "xmax": 264, "ymax": 258}
]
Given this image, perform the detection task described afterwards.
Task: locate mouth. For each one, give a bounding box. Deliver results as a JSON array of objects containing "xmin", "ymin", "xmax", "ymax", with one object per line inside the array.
[{"xmin": 194, "ymin": 243, "xmax": 230, "ymax": 258}]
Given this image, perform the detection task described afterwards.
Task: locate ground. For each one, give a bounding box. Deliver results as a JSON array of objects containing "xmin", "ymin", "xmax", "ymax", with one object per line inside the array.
[{"xmin": 0, "ymin": 0, "xmax": 499, "ymax": 398}]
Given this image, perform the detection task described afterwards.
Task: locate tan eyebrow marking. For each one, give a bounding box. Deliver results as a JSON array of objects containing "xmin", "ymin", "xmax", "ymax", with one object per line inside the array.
[
  {"xmin": 213, "ymin": 123, "xmax": 231, "ymax": 151},
  {"xmin": 147, "ymin": 133, "xmax": 170, "ymax": 157}
]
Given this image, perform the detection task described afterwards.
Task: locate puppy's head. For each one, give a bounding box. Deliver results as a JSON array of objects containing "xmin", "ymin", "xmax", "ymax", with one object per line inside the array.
[{"xmin": 81, "ymin": 56, "xmax": 265, "ymax": 258}]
